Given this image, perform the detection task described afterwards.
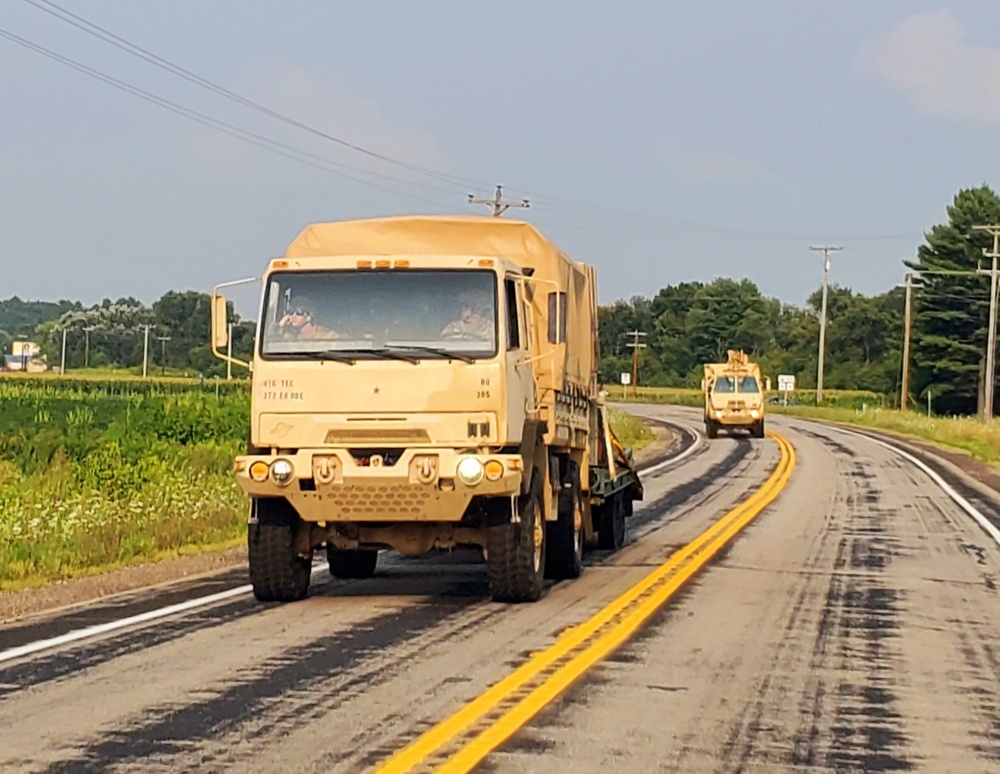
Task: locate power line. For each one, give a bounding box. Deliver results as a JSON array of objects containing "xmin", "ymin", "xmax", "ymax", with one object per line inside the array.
[
  {"xmin": 515, "ymin": 192, "xmax": 914, "ymax": 243},
  {"xmin": 20, "ymin": 0, "xmax": 491, "ymax": 191},
  {"xmin": 18, "ymin": 0, "xmax": 922, "ymax": 246},
  {"xmin": 0, "ymin": 26, "xmax": 464, "ymax": 212}
]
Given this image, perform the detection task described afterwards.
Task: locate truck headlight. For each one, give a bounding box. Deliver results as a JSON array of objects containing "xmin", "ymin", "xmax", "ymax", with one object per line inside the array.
[
  {"xmin": 750, "ymin": 409, "xmax": 760, "ymax": 418},
  {"xmin": 715, "ymin": 410, "xmax": 724, "ymax": 419},
  {"xmin": 270, "ymin": 459, "xmax": 294, "ymax": 485},
  {"xmin": 456, "ymin": 457, "xmax": 485, "ymax": 486}
]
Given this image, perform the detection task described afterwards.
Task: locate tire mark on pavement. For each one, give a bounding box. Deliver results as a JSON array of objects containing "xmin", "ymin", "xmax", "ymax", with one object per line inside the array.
[
  {"xmin": 626, "ymin": 438, "xmax": 754, "ymax": 537},
  {"xmin": 37, "ymin": 599, "xmax": 496, "ymax": 774},
  {"xmin": 717, "ymin": 428, "xmax": 916, "ymax": 772}
]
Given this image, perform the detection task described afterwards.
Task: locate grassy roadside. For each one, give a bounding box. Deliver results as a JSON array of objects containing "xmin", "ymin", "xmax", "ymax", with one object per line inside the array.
[
  {"xmin": 768, "ymin": 405, "xmax": 1000, "ymax": 468},
  {"xmin": 607, "ymin": 385, "xmax": 883, "ymax": 410},
  {"xmin": 0, "ymin": 382, "xmax": 250, "ymax": 591},
  {"xmin": 609, "ymin": 408, "xmax": 656, "ymax": 453}
]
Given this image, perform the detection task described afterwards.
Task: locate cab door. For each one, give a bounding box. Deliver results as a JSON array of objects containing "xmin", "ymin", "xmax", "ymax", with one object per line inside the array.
[{"xmin": 504, "ymin": 276, "xmax": 535, "ymax": 443}]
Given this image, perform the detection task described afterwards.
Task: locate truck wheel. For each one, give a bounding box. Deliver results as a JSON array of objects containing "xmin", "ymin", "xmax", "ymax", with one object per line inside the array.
[
  {"xmin": 753, "ymin": 420, "xmax": 766, "ymax": 439},
  {"xmin": 705, "ymin": 421, "xmax": 719, "ymax": 439},
  {"xmin": 327, "ymin": 546, "xmax": 378, "ymax": 579},
  {"xmin": 247, "ymin": 498, "xmax": 312, "ymax": 603},
  {"xmin": 545, "ymin": 469, "xmax": 584, "ymax": 580},
  {"xmin": 486, "ymin": 473, "xmax": 546, "ymax": 602},
  {"xmin": 597, "ymin": 492, "xmax": 626, "ymax": 550}
]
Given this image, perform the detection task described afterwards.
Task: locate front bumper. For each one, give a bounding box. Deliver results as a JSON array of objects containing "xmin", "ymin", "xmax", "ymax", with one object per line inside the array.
[
  {"xmin": 234, "ymin": 447, "xmax": 523, "ymax": 523},
  {"xmin": 709, "ymin": 410, "xmax": 763, "ymax": 427}
]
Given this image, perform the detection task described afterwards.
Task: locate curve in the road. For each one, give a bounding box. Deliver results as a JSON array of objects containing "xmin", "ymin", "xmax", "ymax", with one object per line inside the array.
[{"xmin": 795, "ymin": 421, "xmax": 1000, "ymax": 548}]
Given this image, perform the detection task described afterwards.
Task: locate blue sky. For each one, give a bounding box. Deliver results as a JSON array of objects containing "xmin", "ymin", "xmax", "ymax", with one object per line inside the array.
[{"xmin": 2, "ymin": 1, "xmax": 1000, "ymax": 316}]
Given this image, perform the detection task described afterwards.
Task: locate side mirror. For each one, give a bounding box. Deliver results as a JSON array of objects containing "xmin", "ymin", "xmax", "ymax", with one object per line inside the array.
[
  {"xmin": 212, "ymin": 294, "xmax": 229, "ymax": 350},
  {"xmin": 765, "ymin": 377, "xmax": 772, "ymax": 392},
  {"xmin": 700, "ymin": 378, "xmax": 706, "ymax": 390}
]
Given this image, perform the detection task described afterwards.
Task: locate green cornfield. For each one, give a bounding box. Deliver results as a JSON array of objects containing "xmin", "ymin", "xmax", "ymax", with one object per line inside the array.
[{"xmin": 0, "ymin": 377, "xmax": 250, "ymax": 589}]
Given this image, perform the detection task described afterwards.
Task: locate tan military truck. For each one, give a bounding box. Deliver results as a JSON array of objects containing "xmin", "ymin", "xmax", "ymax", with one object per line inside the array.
[
  {"xmin": 211, "ymin": 215, "xmax": 642, "ymax": 603},
  {"xmin": 702, "ymin": 350, "xmax": 767, "ymax": 439}
]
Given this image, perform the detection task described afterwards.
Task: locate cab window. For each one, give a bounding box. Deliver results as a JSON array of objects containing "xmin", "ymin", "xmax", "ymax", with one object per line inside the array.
[
  {"xmin": 505, "ymin": 279, "xmax": 521, "ymax": 350},
  {"xmin": 713, "ymin": 376, "xmax": 735, "ymax": 394}
]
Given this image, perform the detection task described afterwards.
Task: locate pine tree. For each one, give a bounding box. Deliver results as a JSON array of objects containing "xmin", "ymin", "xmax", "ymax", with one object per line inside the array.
[{"xmin": 906, "ymin": 185, "xmax": 1000, "ymax": 415}]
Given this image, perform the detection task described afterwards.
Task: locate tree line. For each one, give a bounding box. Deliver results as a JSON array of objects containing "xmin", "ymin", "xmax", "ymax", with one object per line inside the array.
[
  {"xmin": 2, "ymin": 185, "xmax": 998, "ymax": 413},
  {"xmin": 0, "ymin": 292, "xmax": 253, "ymax": 378},
  {"xmin": 601, "ymin": 185, "xmax": 1000, "ymax": 417},
  {"xmin": 598, "ymin": 278, "xmax": 904, "ymax": 398}
]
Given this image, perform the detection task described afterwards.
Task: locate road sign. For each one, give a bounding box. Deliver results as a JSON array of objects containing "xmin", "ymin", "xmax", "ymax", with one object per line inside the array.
[
  {"xmin": 778, "ymin": 374, "xmax": 795, "ymax": 392},
  {"xmin": 620, "ymin": 373, "xmax": 631, "ymax": 386}
]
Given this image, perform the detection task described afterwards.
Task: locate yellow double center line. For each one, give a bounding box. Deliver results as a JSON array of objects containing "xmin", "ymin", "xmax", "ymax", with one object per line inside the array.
[{"xmin": 375, "ymin": 431, "xmax": 796, "ymax": 774}]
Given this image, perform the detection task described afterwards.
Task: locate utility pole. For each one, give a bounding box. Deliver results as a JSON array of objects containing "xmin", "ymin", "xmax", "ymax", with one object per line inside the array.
[
  {"xmin": 83, "ymin": 326, "xmax": 96, "ymax": 369},
  {"xmin": 226, "ymin": 322, "xmax": 233, "ymax": 380},
  {"xmin": 809, "ymin": 245, "xmax": 842, "ymax": 404},
  {"xmin": 624, "ymin": 330, "xmax": 647, "ymax": 398},
  {"xmin": 59, "ymin": 327, "xmax": 67, "ymax": 375},
  {"xmin": 156, "ymin": 335, "xmax": 172, "ymax": 377},
  {"xmin": 901, "ymin": 272, "xmax": 913, "ymax": 410},
  {"xmin": 974, "ymin": 225, "xmax": 1000, "ymax": 421},
  {"xmin": 468, "ymin": 185, "xmax": 529, "ymax": 217},
  {"xmin": 142, "ymin": 324, "xmax": 150, "ymax": 378}
]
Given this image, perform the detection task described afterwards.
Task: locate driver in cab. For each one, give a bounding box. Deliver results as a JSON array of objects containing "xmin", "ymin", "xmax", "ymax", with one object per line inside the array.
[
  {"xmin": 276, "ymin": 297, "xmax": 338, "ymax": 340},
  {"xmin": 441, "ymin": 292, "xmax": 493, "ymax": 340}
]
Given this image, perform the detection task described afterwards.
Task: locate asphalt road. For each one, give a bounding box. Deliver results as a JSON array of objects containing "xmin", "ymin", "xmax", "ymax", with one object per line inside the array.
[{"xmin": 3, "ymin": 408, "xmax": 1000, "ymax": 773}]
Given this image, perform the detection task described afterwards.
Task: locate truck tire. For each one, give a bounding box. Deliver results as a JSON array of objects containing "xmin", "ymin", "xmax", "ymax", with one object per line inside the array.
[
  {"xmin": 545, "ymin": 464, "xmax": 584, "ymax": 580},
  {"xmin": 247, "ymin": 497, "xmax": 312, "ymax": 603},
  {"xmin": 753, "ymin": 420, "xmax": 766, "ymax": 439},
  {"xmin": 486, "ymin": 473, "xmax": 546, "ymax": 602},
  {"xmin": 597, "ymin": 492, "xmax": 626, "ymax": 550},
  {"xmin": 327, "ymin": 546, "xmax": 378, "ymax": 579},
  {"xmin": 705, "ymin": 420, "xmax": 718, "ymax": 440}
]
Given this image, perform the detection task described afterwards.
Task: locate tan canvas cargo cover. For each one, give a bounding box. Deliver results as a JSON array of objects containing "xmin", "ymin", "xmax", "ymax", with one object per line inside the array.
[{"xmin": 284, "ymin": 215, "xmax": 599, "ymax": 394}]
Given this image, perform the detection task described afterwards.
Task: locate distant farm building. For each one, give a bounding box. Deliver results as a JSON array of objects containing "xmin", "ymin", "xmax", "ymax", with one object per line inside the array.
[{"xmin": 2, "ymin": 341, "xmax": 46, "ymax": 372}]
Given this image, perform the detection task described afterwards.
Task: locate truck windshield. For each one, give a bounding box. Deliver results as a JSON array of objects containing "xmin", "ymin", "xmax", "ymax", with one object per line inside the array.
[
  {"xmin": 713, "ymin": 376, "xmax": 735, "ymax": 393},
  {"xmin": 738, "ymin": 376, "xmax": 760, "ymax": 393},
  {"xmin": 260, "ymin": 269, "xmax": 498, "ymax": 359}
]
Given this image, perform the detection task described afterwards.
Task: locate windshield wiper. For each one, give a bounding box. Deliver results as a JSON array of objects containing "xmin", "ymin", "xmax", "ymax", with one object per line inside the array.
[
  {"xmin": 293, "ymin": 350, "xmax": 358, "ymax": 364},
  {"xmin": 296, "ymin": 348, "xmax": 420, "ymax": 365},
  {"xmin": 384, "ymin": 344, "xmax": 476, "ymax": 363}
]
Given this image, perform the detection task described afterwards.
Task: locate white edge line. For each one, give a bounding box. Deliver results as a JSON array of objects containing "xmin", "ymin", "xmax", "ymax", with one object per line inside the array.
[
  {"xmin": 820, "ymin": 424, "xmax": 1000, "ymax": 548},
  {"xmin": 1, "ymin": 420, "xmax": 700, "ymax": 667},
  {"xmin": 0, "ymin": 564, "xmax": 327, "ymax": 666},
  {"xmin": 635, "ymin": 418, "xmax": 702, "ymax": 476}
]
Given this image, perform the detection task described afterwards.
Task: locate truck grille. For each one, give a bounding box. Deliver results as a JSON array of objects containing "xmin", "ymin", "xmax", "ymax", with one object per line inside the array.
[{"xmin": 337, "ymin": 484, "xmax": 436, "ymax": 515}]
